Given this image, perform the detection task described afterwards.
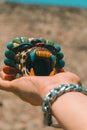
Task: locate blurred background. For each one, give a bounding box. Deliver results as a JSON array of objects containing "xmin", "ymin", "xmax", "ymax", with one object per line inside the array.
[{"xmin": 0, "ymin": 1, "xmax": 87, "ymax": 130}]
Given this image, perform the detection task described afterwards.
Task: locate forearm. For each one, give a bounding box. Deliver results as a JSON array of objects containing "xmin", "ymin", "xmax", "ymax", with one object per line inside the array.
[{"xmin": 52, "ymin": 92, "xmax": 87, "ymax": 130}]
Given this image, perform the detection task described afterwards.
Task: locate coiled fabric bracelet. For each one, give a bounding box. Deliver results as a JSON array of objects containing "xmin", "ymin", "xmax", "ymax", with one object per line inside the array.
[
  {"xmin": 4, "ymin": 37, "xmax": 65, "ymax": 77},
  {"xmin": 42, "ymin": 84, "xmax": 87, "ymax": 128}
]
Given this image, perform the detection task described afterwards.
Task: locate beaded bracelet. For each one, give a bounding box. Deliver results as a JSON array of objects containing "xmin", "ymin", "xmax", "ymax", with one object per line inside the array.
[
  {"xmin": 4, "ymin": 37, "xmax": 65, "ymax": 76},
  {"xmin": 42, "ymin": 84, "xmax": 87, "ymax": 128}
]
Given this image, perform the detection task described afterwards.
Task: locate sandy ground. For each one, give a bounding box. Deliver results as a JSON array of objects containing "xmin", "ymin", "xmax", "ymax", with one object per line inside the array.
[{"xmin": 0, "ymin": 2, "xmax": 87, "ymax": 130}]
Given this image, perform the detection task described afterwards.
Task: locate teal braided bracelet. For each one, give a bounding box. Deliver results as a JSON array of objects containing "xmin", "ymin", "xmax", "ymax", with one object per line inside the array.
[{"xmin": 42, "ymin": 84, "xmax": 87, "ymax": 128}]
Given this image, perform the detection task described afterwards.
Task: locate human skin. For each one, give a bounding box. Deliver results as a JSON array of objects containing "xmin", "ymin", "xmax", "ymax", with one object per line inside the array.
[
  {"xmin": 0, "ymin": 70, "xmax": 80, "ymax": 105},
  {"xmin": 0, "ymin": 69, "xmax": 87, "ymax": 130}
]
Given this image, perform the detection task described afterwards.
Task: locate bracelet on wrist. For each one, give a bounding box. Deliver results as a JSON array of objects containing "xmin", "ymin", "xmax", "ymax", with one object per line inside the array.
[{"xmin": 42, "ymin": 84, "xmax": 87, "ymax": 128}]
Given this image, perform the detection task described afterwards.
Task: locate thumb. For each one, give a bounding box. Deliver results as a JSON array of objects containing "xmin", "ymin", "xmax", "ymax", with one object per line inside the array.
[{"xmin": 0, "ymin": 71, "xmax": 12, "ymax": 91}]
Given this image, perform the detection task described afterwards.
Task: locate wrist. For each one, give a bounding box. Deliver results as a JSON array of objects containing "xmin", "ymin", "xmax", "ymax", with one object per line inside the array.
[
  {"xmin": 42, "ymin": 84, "xmax": 87, "ymax": 128},
  {"xmin": 52, "ymin": 91, "xmax": 87, "ymax": 130}
]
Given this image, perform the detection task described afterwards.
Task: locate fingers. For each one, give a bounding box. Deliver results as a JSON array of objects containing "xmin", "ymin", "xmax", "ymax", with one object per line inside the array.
[
  {"xmin": 0, "ymin": 70, "xmax": 16, "ymax": 81},
  {"xmin": 3, "ymin": 66, "xmax": 18, "ymax": 80},
  {"xmin": 0, "ymin": 76, "xmax": 12, "ymax": 91},
  {"xmin": 1, "ymin": 65, "xmax": 18, "ymax": 81},
  {"xmin": 3, "ymin": 66, "xmax": 18, "ymax": 75}
]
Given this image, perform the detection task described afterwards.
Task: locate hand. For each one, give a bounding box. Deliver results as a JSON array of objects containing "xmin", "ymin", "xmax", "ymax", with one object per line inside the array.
[{"xmin": 0, "ymin": 71, "xmax": 81, "ymax": 106}]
